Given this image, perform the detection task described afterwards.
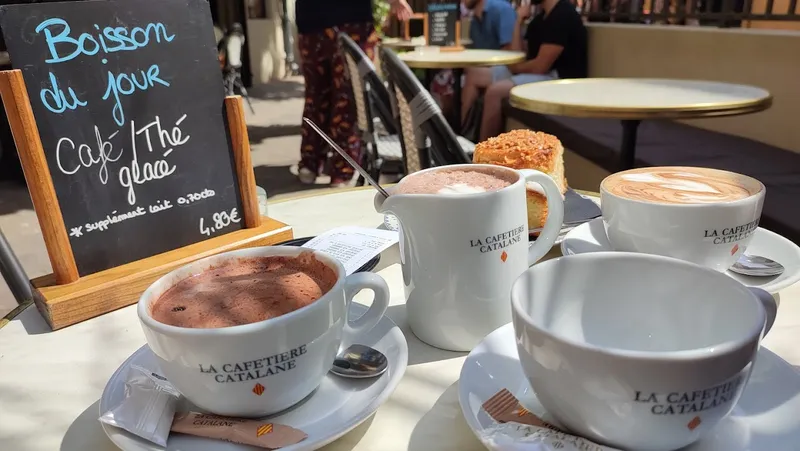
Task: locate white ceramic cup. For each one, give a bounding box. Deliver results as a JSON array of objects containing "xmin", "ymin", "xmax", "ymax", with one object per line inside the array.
[
  {"xmin": 138, "ymin": 246, "xmax": 390, "ymax": 417},
  {"xmin": 600, "ymin": 167, "xmax": 765, "ymax": 272},
  {"xmin": 511, "ymin": 252, "xmax": 776, "ymax": 451},
  {"xmin": 375, "ymin": 164, "xmax": 564, "ymax": 352}
]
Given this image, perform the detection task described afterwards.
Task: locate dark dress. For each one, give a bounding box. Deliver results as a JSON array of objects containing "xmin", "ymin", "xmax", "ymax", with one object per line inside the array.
[{"xmin": 296, "ymin": 0, "xmax": 378, "ymax": 183}]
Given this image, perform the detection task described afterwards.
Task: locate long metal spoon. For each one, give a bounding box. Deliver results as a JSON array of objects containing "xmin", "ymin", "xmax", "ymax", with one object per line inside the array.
[
  {"xmin": 730, "ymin": 254, "xmax": 785, "ymax": 277},
  {"xmin": 329, "ymin": 344, "xmax": 389, "ymax": 379},
  {"xmin": 303, "ymin": 117, "xmax": 391, "ymax": 199}
]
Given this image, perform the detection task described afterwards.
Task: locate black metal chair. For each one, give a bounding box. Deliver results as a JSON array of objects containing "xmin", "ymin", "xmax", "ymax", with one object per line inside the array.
[
  {"xmin": 222, "ymin": 25, "xmax": 255, "ymax": 114},
  {"xmin": 380, "ymin": 47, "xmax": 473, "ymax": 174},
  {"xmin": 338, "ymin": 33, "xmax": 403, "ymax": 183},
  {"xmin": 0, "ymin": 228, "xmax": 32, "ymax": 307}
]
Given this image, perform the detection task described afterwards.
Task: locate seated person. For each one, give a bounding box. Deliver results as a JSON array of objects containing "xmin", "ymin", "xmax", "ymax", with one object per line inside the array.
[
  {"xmin": 461, "ymin": 0, "xmax": 587, "ymax": 141},
  {"xmin": 430, "ymin": 0, "xmax": 516, "ymax": 107}
]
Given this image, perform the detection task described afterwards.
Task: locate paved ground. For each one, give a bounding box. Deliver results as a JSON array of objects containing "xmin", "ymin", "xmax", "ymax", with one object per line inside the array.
[{"xmin": 0, "ymin": 76, "xmax": 359, "ymax": 318}]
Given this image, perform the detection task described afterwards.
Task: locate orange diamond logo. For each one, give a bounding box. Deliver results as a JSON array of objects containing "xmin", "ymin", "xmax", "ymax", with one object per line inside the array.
[
  {"xmin": 515, "ymin": 407, "xmax": 530, "ymax": 417},
  {"xmin": 252, "ymin": 383, "xmax": 265, "ymax": 396},
  {"xmin": 501, "ymin": 251, "xmax": 508, "ymax": 262},
  {"xmin": 687, "ymin": 416, "xmax": 702, "ymax": 431},
  {"xmin": 731, "ymin": 244, "xmax": 739, "ymax": 255},
  {"xmin": 256, "ymin": 423, "xmax": 273, "ymax": 437}
]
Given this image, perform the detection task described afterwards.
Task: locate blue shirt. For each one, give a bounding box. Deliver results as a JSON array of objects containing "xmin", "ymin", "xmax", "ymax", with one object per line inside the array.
[{"xmin": 469, "ymin": 0, "xmax": 517, "ymax": 50}]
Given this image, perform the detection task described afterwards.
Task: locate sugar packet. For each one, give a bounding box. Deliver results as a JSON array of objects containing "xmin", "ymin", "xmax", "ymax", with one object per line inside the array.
[
  {"xmin": 171, "ymin": 412, "xmax": 307, "ymax": 449},
  {"xmin": 480, "ymin": 389, "xmax": 620, "ymax": 451},
  {"xmin": 98, "ymin": 365, "xmax": 180, "ymax": 447}
]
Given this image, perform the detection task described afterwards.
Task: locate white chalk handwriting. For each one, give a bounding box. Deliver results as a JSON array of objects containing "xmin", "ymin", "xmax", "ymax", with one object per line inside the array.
[
  {"xmin": 200, "ymin": 208, "xmax": 240, "ymax": 237},
  {"xmin": 177, "ymin": 188, "xmax": 216, "ymax": 205}
]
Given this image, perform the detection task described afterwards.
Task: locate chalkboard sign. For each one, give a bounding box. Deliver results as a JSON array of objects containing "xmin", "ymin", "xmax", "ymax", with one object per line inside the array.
[
  {"xmin": 427, "ymin": 2, "xmax": 460, "ymax": 47},
  {"xmin": 0, "ymin": 0, "xmax": 244, "ymax": 276}
]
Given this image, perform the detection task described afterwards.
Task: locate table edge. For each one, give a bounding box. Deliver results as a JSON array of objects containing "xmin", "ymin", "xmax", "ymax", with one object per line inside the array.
[
  {"xmin": 509, "ymin": 79, "xmax": 773, "ymax": 120},
  {"xmin": 398, "ymin": 54, "xmax": 525, "ymax": 69}
]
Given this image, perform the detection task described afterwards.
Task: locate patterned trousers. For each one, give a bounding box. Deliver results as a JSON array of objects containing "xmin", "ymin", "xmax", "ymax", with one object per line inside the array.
[{"xmin": 298, "ymin": 23, "xmax": 378, "ymax": 183}]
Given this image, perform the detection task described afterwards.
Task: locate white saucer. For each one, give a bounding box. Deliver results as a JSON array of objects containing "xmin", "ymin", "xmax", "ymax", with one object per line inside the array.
[
  {"xmin": 560, "ymin": 217, "xmax": 800, "ymax": 293},
  {"xmin": 459, "ymin": 323, "xmax": 800, "ymax": 451},
  {"xmin": 99, "ymin": 304, "xmax": 408, "ymax": 451}
]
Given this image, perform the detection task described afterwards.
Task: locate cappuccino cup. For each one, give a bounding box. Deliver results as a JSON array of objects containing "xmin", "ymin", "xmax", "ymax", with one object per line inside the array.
[
  {"xmin": 138, "ymin": 246, "xmax": 390, "ymax": 417},
  {"xmin": 511, "ymin": 252, "xmax": 776, "ymax": 450},
  {"xmin": 601, "ymin": 166, "xmax": 765, "ymax": 272}
]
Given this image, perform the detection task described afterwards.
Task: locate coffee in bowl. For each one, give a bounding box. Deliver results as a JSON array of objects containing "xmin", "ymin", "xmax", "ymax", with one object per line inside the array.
[
  {"xmin": 602, "ymin": 166, "xmax": 761, "ymax": 205},
  {"xmin": 393, "ymin": 167, "xmax": 515, "ymax": 195},
  {"xmin": 151, "ymin": 254, "xmax": 337, "ymax": 329},
  {"xmin": 138, "ymin": 246, "xmax": 390, "ymax": 417},
  {"xmin": 600, "ymin": 166, "xmax": 765, "ymax": 272}
]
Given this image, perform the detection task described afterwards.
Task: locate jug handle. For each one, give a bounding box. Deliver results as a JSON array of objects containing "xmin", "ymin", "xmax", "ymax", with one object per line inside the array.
[
  {"xmin": 748, "ymin": 287, "xmax": 777, "ymax": 337},
  {"xmin": 519, "ymin": 169, "xmax": 565, "ymax": 266}
]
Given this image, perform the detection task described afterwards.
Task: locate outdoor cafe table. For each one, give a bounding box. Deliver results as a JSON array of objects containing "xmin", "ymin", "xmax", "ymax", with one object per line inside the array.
[
  {"xmin": 1, "ymin": 187, "xmax": 798, "ymax": 451},
  {"xmin": 381, "ymin": 37, "xmax": 473, "ymax": 50},
  {"xmin": 399, "ymin": 49, "xmax": 525, "ymax": 132},
  {"xmin": 509, "ymin": 78, "xmax": 773, "ymax": 171}
]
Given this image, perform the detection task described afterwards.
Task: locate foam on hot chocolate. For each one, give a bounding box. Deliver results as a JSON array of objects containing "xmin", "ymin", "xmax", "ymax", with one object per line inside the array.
[
  {"xmin": 603, "ymin": 167, "xmax": 762, "ymax": 205},
  {"xmin": 394, "ymin": 167, "xmax": 515, "ymax": 195},
  {"xmin": 151, "ymin": 253, "xmax": 337, "ymax": 328}
]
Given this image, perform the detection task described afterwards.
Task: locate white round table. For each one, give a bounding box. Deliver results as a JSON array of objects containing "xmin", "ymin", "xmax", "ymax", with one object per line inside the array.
[
  {"xmin": 0, "ymin": 187, "xmax": 798, "ymax": 451},
  {"xmin": 398, "ymin": 49, "xmax": 525, "ymax": 132},
  {"xmin": 381, "ymin": 37, "xmax": 473, "ymax": 50},
  {"xmin": 509, "ymin": 78, "xmax": 772, "ymax": 171}
]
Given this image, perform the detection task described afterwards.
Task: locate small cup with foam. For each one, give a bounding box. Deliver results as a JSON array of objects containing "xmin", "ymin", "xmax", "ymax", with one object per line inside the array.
[{"xmin": 600, "ymin": 166, "xmax": 765, "ymax": 271}]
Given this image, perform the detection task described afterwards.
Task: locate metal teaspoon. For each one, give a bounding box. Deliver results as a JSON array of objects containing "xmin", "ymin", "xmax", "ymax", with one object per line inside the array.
[
  {"xmin": 303, "ymin": 117, "xmax": 391, "ymax": 199},
  {"xmin": 730, "ymin": 254, "xmax": 785, "ymax": 277},
  {"xmin": 329, "ymin": 344, "xmax": 389, "ymax": 379}
]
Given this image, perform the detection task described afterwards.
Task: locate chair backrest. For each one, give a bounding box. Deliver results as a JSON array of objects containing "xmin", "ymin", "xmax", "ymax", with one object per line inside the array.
[
  {"xmin": 225, "ymin": 33, "xmax": 245, "ymax": 68},
  {"xmin": 337, "ymin": 33, "xmax": 398, "ymax": 136},
  {"xmin": 380, "ymin": 47, "xmax": 471, "ymax": 170}
]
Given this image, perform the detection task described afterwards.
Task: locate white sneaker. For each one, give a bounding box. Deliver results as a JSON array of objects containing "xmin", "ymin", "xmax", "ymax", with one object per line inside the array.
[{"xmin": 298, "ymin": 167, "xmax": 316, "ymax": 184}]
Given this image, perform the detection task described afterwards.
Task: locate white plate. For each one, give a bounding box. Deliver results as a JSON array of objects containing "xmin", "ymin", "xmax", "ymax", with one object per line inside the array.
[
  {"xmin": 560, "ymin": 217, "xmax": 800, "ymax": 293},
  {"xmin": 99, "ymin": 303, "xmax": 408, "ymax": 451},
  {"xmin": 459, "ymin": 323, "xmax": 800, "ymax": 451}
]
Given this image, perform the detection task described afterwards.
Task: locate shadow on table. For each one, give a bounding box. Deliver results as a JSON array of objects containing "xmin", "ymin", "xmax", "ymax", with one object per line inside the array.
[
  {"xmin": 11, "ymin": 302, "xmax": 51, "ymax": 335},
  {"xmin": 61, "ymin": 400, "xmax": 118, "ymax": 451},
  {"xmin": 407, "ymin": 381, "xmax": 484, "ymax": 451},
  {"xmin": 386, "ymin": 304, "xmax": 466, "ymax": 367}
]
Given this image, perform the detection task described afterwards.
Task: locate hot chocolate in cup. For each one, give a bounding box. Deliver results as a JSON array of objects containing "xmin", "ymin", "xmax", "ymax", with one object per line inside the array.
[
  {"xmin": 600, "ymin": 166, "xmax": 765, "ymax": 272},
  {"xmin": 137, "ymin": 246, "xmax": 390, "ymax": 417},
  {"xmin": 511, "ymin": 252, "xmax": 777, "ymax": 451}
]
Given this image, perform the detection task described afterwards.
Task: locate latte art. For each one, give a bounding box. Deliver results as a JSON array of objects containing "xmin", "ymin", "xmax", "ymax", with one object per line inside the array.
[{"xmin": 603, "ymin": 167, "xmax": 761, "ymax": 204}]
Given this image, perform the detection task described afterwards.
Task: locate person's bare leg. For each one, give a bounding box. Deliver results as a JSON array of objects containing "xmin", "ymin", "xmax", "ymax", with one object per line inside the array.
[
  {"xmin": 479, "ymin": 79, "xmax": 515, "ymax": 142},
  {"xmin": 461, "ymin": 67, "xmax": 495, "ymax": 125}
]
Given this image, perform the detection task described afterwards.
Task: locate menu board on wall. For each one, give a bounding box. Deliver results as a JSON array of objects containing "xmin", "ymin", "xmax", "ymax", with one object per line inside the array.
[{"xmin": 427, "ymin": 2, "xmax": 460, "ymax": 47}]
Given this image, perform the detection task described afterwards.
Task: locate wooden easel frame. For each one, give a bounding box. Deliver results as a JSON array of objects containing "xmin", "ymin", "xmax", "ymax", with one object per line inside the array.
[
  {"xmin": 404, "ymin": 12, "xmax": 463, "ymax": 51},
  {"xmin": 0, "ymin": 69, "xmax": 293, "ymax": 330},
  {"xmin": 403, "ymin": 13, "xmax": 429, "ymax": 42}
]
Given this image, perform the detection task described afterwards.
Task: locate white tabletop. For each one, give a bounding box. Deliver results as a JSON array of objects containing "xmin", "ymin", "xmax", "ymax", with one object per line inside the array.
[
  {"xmin": 509, "ymin": 78, "xmax": 772, "ymax": 120},
  {"xmin": 398, "ymin": 49, "xmax": 525, "ymax": 69},
  {"xmin": 1, "ymin": 187, "xmax": 798, "ymax": 451}
]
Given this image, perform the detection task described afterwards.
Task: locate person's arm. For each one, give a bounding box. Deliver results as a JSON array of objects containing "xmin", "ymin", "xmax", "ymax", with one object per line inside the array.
[
  {"xmin": 509, "ymin": 3, "xmax": 531, "ymax": 52},
  {"xmin": 496, "ymin": 5, "xmax": 517, "ymax": 50},
  {"xmin": 508, "ymin": 44, "xmax": 562, "ymax": 74},
  {"xmin": 389, "ymin": 0, "xmax": 413, "ymax": 21},
  {"xmin": 508, "ymin": 11, "xmax": 569, "ymax": 75}
]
